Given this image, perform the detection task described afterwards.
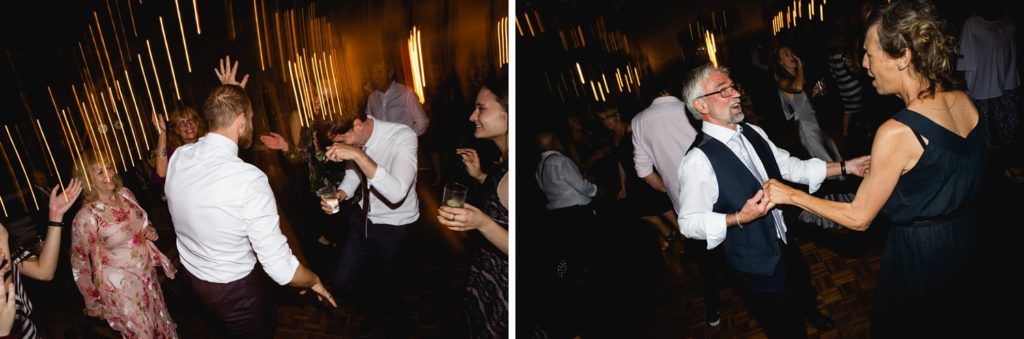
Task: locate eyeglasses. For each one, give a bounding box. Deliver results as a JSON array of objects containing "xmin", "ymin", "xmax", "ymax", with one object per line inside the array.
[
  {"xmin": 697, "ymin": 83, "xmax": 743, "ymax": 99},
  {"xmin": 176, "ymin": 118, "xmax": 197, "ymax": 127}
]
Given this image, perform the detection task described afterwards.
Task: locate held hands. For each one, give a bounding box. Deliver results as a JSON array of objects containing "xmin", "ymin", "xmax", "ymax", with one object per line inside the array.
[
  {"xmin": 260, "ymin": 132, "xmax": 290, "ymax": 152},
  {"xmin": 762, "ymin": 179, "xmax": 800, "ymax": 205},
  {"xmin": 437, "ymin": 203, "xmax": 491, "ymax": 232},
  {"xmin": 214, "ymin": 55, "xmax": 249, "ymax": 88},
  {"xmin": 736, "ymin": 189, "xmax": 776, "ymax": 224},
  {"xmin": 48, "ymin": 178, "xmax": 83, "ymax": 222},
  {"xmin": 844, "ymin": 155, "xmax": 871, "ymax": 177},
  {"xmin": 456, "ymin": 148, "xmax": 484, "ymax": 182}
]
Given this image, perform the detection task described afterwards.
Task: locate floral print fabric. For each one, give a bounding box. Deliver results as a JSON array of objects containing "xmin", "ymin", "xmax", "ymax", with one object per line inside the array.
[{"xmin": 71, "ymin": 188, "xmax": 178, "ymax": 338}]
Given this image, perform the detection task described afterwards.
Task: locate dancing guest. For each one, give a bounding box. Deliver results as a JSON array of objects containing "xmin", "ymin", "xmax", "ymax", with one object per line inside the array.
[
  {"xmin": 0, "ymin": 178, "xmax": 82, "ymax": 339},
  {"xmin": 319, "ymin": 101, "xmax": 421, "ymax": 338},
  {"xmin": 772, "ymin": 44, "xmax": 843, "ymax": 162},
  {"xmin": 764, "ymin": 1, "xmax": 983, "ymax": 336},
  {"xmin": 438, "ymin": 72, "xmax": 509, "ymax": 338},
  {"xmin": 166, "ymin": 84, "xmax": 335, "ymax": 339},
  {"xmin": 678, "ymin": 64, "xmax": 862, "ymax": 337},
  {"xmin": 70, "ymin": 154, "xmax": 178, "ymax": 338}
]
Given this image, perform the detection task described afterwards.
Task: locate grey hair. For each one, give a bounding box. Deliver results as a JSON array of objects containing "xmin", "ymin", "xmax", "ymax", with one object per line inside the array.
[{"xmin": 682, "ymin": 64, "xmax": 729, "ymax": 121}]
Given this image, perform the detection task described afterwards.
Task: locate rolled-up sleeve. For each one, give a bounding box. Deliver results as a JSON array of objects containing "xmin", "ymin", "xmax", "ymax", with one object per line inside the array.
[
  {"xmin": 243, "ymin": 176, "xmax": 299, "ymax": 285},
  {"xmin": 632, "ymin": 128, "xmax": 655, "ymax": 178},
  {"xmin": 751, "ymin": 125, "xmax": 827, "ymax": 193},
  {"xmin": 367, "ymin": 129, "xmax": 419, "ymax": 204},
  {"xmin": 676, "ymin": 150, "xmax": 728, "ymax": 249}
]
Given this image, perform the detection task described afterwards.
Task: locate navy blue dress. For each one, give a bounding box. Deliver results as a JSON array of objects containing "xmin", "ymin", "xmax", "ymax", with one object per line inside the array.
[{"xmin": 874, "ymin": 109, "xmax": 984, "ymax": 336}]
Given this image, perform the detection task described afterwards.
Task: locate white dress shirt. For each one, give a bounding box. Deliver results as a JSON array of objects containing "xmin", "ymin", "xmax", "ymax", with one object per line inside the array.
[
  {"xmin": 366, "ymin": 81, "xmax": 430, "ymax": 136},
  {"xmin": 166, "ymin": 133, "xmax": 299, "ymax": 285},
  {"xmin": 337, "ymin": 118, "xmax": 420, "ymax": 226},
  {"xmin": 677, "ymin": 122, "xmax": 826, "ymax": 249},
  {"xmin": 535, "ymin": 150, "xmax": 597, "ymax": 210},
  {"xmin": 631, "ymin": 95, "xmax": 699, "ymax": 212}
]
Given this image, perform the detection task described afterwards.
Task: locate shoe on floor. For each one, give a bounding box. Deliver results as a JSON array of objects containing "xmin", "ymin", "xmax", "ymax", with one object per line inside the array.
[
  {"xmin": 707, "ymin": 307, "xmax": 721, "ymax": 327},
  {"xmin": 806, "ymin": 310, "xmax": 835, "ymax": 331}
]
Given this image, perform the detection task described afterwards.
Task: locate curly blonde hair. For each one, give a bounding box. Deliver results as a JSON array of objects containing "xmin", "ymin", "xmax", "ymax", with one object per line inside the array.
[
  {"xmin": 168, "ymin": 106, "xmax": 207, "ymax": 149},
  {"xmin": 867, "ymin": 0, "xmax": 961, "ymax": 99}
]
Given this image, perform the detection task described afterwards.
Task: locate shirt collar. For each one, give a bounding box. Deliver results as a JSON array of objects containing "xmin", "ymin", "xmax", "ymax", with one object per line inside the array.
[
  {"xmin": 701, "ymin": 122, "xmax": 743, "ymax": 145},
  {"xmin": 652, "ymin": 95, "xmax": 682, "ymax": 105},
  {"xmin": 363, "ymin": 117, "xmax": 380, "ymax": 151},
  {"xmin": 203, "ymin": 132, "xmax": 239, "ymax": 154}
]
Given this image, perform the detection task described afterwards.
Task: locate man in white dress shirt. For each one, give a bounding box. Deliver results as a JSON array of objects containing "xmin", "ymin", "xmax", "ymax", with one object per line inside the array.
[
  {"xmin": 677, "ymin": 64, "xmax": 866, "ymax": 337},
  {"xmin": 366, "ymin": 60, "xmax": 430, "ymax": 136},
  {"xmin": 319, "ymin": 109, "xmax": 420, "ymax": 338},
  {"xmin": 166, "ymin": 84, "xmax": 334, "ymax": 339}
]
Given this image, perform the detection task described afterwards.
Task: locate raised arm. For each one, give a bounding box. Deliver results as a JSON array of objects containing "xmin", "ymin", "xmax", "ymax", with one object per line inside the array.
[
  {"xmin": 152, "ymin": 112, "xmax": 169, "ymax": 178},
  {"xmin": 214, "ymin": 55, "xmax": 250, "ymax": 88},
  {"xmin": 764, "ymin": 120, "xmax": 913, "ymax": 230},
  {"xmin": 19, "ymin": 179, "xmax": 83, "ymax": 281}
]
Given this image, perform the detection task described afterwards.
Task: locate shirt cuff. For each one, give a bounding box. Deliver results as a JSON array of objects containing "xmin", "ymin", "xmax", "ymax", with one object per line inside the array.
[
  {"xmin": 268, "ymin": 255, "xmax": 301, "ymax": 286},
  {"xmin": 806, "ymin": 159, "xmax": 827, "ymax": 194},
  {"xmin": 705, "ymin": 212, "xmax": 728, "ymax": 249}
]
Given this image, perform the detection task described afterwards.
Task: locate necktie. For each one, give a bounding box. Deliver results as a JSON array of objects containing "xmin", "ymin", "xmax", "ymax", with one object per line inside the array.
[
  {"xmin": 359, "ymin": 146, "xmax": 371, "ymax": 237},
  {"xmin": 730, "ymin": 134, "xmax": 766, "ymax": 184},
  {"xmin": 729, "ymin": 132, "xmax": 787, "ymax": 243}
]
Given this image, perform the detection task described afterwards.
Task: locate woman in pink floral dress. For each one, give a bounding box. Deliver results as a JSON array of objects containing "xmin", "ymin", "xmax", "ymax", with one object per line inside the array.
[{"xmin": 71, "ymin": 154, "xmax": 178, "ymax": 338}]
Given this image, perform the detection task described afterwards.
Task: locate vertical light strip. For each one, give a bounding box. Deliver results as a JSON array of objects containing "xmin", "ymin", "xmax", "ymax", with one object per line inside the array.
[
  {"xmin": 146, "ymin": 41, "xmax": 170, "ymax": 120},
  {"xmin": 116, "ymin": 80, "xmax": 143, "ymax": 158},
  {"xmin": 62, "ymin": 108, "xmax": 90, "ymax": 190},
  {"xmin": 193, "ymin": 0, "xmax": 201, "ymax": 34},
  {"xmin": 5, "ymin": 126, "xmax": 39, "ymax": 210},
  {"xmin": 254, "ymin": 0, "xmax": 265, "ymax": 70},
  {"xmin": 174, "ymin": 0, "xmax": 193, "ymax": 72},
  {"xmin": 123, "ymin": 69, "xmax": 149, "ymax": 147},
  {"xmin": 159, "ymin": 17, "xmax": 182, "ymax": 100},
  {"xmin": 36, "ymin": 120, "xmax": 66, "ymax": 192},
  {"xmin": 287, "ymin": 61, "xmax": 306, "ymax": 127},
  {"xmin": 93, "ymin": 12, "xmax": 117, "ymax": 87},
  {"xmin": 101, "ymin": 91, "xmax": 131, "ymax": 169}
]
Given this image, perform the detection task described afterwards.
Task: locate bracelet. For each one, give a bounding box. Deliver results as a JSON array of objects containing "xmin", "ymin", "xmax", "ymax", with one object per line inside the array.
[
  {"xmin": 154, "ymin": 148, "xmax": 167, "ymax": 158},
  {"xmin": 735, "ymin": 213, "xmax": 744, "ymax": 230},
  {"xmin": 840, "ymin": 161, "xmax": 847, "ymax": 176},
  {"xmin": 47, "ymin": 220, "xmax": 65, "ymax": 228}
]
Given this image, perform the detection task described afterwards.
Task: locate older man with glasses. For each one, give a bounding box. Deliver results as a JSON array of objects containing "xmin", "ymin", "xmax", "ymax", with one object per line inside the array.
[{"xmin": 676, "ymin": 64, "xmax": 868, "ymax": 338}]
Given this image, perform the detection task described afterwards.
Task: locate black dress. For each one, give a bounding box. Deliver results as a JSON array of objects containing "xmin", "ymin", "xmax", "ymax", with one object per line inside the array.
[
  {"xmin": 462, "ymin": 166, "xmax": 509, "ymax": 338},
  {"xmin": 612, "ymin": 131, "xmax": 673, "ymax": 217},
  {"xmin": 873, "ymin": 109, "xmax": 984, "ymax": 337}
]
